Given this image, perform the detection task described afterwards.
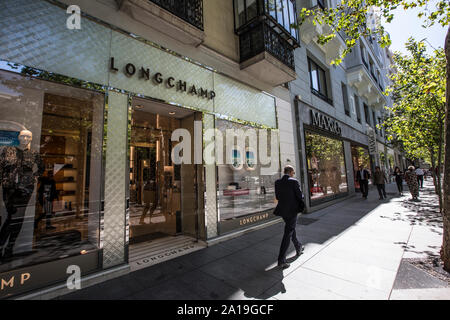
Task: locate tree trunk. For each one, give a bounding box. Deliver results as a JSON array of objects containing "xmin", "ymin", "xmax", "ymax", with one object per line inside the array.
[
  {"xmin": 441, "ymin": 25, "xmax": 450, "ymax": 272},
  {"xmin": 437, "ymin": 141, "xmax": 443, "ymax": 213},
  {"xmin": 430, "ymin": 151, "xmax": 438, "ymax": 193}
]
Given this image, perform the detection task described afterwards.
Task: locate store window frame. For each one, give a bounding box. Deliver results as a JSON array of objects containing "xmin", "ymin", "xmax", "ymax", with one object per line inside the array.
[
  {"xmin": 0, "ymin": 59, "xmax": 107, "ymax": 299},
  {"xmin": 303, "ymin": 126, "xmax": 349, "ymax": 207}
]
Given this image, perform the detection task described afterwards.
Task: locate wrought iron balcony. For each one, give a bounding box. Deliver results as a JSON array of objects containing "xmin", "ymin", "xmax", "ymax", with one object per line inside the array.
[
  {"xmin": 239, "ymin": 21, "xmax": 295, "ymax": 70},
  {"xmin": 149, "ymin": 0, "xmax": 203, "ymax": 30}
]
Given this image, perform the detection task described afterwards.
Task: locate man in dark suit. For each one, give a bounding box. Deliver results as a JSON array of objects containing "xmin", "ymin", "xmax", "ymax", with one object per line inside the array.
[
  {"xmin": 274, "ymin": 165, "xmax": 305, "ymax": 269},
  {"xmin": 356, "ymin": 165, "xmax": 371, "ymax": 199}
]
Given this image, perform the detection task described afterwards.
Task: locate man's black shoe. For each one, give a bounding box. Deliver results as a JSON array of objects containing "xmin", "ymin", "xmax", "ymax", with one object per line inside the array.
[
  {"xmin": 296, "ymin": 245, "xmax": 305, "ymax": 257},
  {"xmin": 278, "ymin": 262, "xmax": 290, "ymax": 269}
]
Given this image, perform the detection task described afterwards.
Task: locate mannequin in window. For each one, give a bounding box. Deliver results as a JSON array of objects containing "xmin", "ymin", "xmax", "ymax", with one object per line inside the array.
[
  {"xmin": 35, "ymin": 169, "xmax": 58, "ymax": 230},
  {"xmin": 0, "ymin": 129, "xmax": 44, "ymax": 260}
]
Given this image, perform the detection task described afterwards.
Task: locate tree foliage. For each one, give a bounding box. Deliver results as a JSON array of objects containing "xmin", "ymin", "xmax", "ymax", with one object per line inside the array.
[
  {"xmin": 297, "ymin": 0, "xmax": 450, "ymax": 65},
  {"xmin": 382, "ymin": 39, "xmax": 445, "ymax": 165}
]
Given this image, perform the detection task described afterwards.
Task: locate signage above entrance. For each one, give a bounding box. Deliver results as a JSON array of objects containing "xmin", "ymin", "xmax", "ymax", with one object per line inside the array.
[
  {"xmin": 109, "ymin": 57, "xmax": 216, "ymax": 100},
  {"xmin": 367, "ymin": 127, "xmax": 378, "ymax": 155},
  {"xmin": 310, "ymin": 110, "xmax": 342, "ymax": 136}
]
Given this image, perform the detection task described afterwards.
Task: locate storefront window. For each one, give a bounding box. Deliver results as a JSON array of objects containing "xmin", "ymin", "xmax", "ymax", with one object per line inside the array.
[
  {"xmin": 0, "ymin": 70, "xmax": 103, "ymax": 277},
  {"xmin": 380, "ymin": 151, "xmax": 386, "ymax": 169},
  {"xmin": 305, "ymin": 131, "xmax": 348, "ymax": 204},
  {"xmin": 351, "ymin": 145, "xmax": 372, "ymax": 191},
  {"xmin": 387, "ymin": 153, "xmax": 394, "ymax": 172},
  {"xmin": 216, "ymin": 120, "xmax": 279, "ymax": 229}
]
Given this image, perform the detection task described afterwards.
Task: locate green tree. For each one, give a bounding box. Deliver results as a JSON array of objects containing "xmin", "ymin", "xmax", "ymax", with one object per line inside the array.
[
  {"xmin": 296, "ymin": 0, "xmax": 450, "ymax": 270},
  {"xmin": 382, "ymin": 39, "xmax": 445, "ymax": 208}
]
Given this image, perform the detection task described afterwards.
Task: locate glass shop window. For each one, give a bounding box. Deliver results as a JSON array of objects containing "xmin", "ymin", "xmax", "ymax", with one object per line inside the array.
[
  {"xmin": 305, "ymin": 131, "xmax": 348, "ymax": 204},
  {"xmin": 216, "ymin": 119, "xmax": 280, "ymax": 222},
  {"xmin": 351, "ymin": 145, "xmax": 372, "ymax": 191},
  {"xmin": 0, "ymin": 70, "xmax": 103, "ymax": 273}
]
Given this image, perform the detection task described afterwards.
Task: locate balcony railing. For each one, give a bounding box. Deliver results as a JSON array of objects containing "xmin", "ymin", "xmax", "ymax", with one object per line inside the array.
[
  {"xmin": 239, "ymin": 21, "xmax": 295, "ymax": 70},
  {"xmin": 149, "ymin": 0, "xmax": 203, "ymax": 30}
]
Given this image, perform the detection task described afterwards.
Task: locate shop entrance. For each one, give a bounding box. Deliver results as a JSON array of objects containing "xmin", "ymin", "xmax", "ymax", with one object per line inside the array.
[{"xmin": 128, "ymin": 98, "xmax": 204, "ymax": 269}]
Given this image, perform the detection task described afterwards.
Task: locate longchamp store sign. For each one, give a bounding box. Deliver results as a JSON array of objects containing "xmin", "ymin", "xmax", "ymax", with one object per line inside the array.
[
  {"xmin": 0, "ymin": 251, "xmax": 99, "ymax": 299},
  {"xmin": 109, "ymin": 57, "xmax": 217, "ymax": 100},
  {"xmin": 219, "ymin": 211, "xmax": 277, "ymax": 234}
]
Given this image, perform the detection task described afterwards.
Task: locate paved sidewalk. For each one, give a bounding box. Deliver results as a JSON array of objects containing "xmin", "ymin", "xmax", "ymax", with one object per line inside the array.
[{"xmin": 60, "ymin": 180, "xmax": 449, "ymax": 300}]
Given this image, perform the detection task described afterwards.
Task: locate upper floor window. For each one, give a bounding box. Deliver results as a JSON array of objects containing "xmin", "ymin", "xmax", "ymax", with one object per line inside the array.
[
  {"xmin": 378, "ymin": 117, "xmax": 383, "ymax": 136},
  {"xmin": 317, "ymin": 0, "xmax": 326, "ymax": 9},
  {"xmin": 377, "ymin": 70, "xmax": 384, "ymax": 90},
  {"xmin": 341, "ymin": 83, "xmax": 350, "ymax": 117},
  {"xmin": 373, "ymin": 110, "xmax": 377, "ymax": 133},
  {"xmin": 309, "ymin": 58, "xmax": 332, "ymax": 104},
  {"xmin": 150, "ymin": 0, "xmax": 204, "ymax": 30},
  {"xmin": 364, "ymin": 103, "xmax": 370, "ymax": 124},
  {"xmin": 354, "ymin": 95, "xmax": 362, "ymax": 123},
  {"xmin": 360, "ymin": 43, "xmax": 368, "ymax": 67},
  {"xmin": 235, "ymin": 0, "xmax": 298, "ymax": 40}
]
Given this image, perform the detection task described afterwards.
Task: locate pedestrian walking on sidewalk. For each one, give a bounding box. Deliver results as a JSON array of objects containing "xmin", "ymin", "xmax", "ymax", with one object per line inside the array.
[
  {"xmin": 373, "ymin": 166, "xmax": 387, "ymax": 200},
  {"xmin": 273, "ymin": 165, "xmax": 305, "ymax": 269},
  {"xmin": 393, "ymin": 166, "xmax": 403, "ymax": 195},
  {"xmin": 415, "ymin": 166, "xmax": 424, "ymax": 188},
  {"xmin": 404, "ymin": 166, "xmax": 419, "ymax": 201},
  {"xmin": 356, "ymin": 165, "xmax": 371, "ymax": 199}
]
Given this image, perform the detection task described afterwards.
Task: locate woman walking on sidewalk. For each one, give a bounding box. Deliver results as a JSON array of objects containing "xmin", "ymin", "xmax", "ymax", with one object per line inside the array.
[
  {"xmin": 404, "ymin": 166, "xmax": 419, "ymax": 201},
  {"xmin": 393, "ymin": 166, "xmax": 403, "ymax": 195}
]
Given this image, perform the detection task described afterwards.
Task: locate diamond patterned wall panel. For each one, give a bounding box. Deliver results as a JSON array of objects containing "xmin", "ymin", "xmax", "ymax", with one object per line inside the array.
[
  {"xmin": 203, "ymin": 114, "xmax": 218, "ymax": 239},
  {"xmin": 109, "ymin": 32, "xmax": 214, "ymax": 112},
  {"xmin": 103, "ymin": 91, "xmax": 128, "ymax": 268},
  {"xmin": 0, "ymin": 0, "xmax": 111, "ymax": 86},
  {"xmin": 213, "ymin": 73, "xmax": 277, "ymax": 128}
]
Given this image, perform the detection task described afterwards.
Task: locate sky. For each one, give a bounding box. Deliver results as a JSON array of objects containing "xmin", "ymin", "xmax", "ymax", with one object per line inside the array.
[{"xmin": 381, "ymin": 1, "xmax": 447, "ymax": 56}]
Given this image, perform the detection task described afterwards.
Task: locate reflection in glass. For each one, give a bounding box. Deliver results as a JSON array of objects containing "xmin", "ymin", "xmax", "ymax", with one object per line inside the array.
[
  {"xmin": 351, "ymin": 145, "xmax": 372, "ymax": 191},
  {"xmin": 129, "ymin": 107, "xmax": 199, "ymax": 243},
  {"xmin": 247, "ymin": 0, "xmax": 258, "ymax": 21},
  {"xmin": 216, "ymin": 120, "xmax": 280, "ymax": 222},
  {"xmin": 282, "ymin": 0, "xmax": 290, "ymax": 31},
  {"xmin": 267, "ymin": 0, "xmax": 276, "ymax": 19},
  {"xmin": 288, "ymin": 0, "xmax": 296, "ymax": 38},
  {"xmin": 0, "ymin": 70, "xmax": 103, "ymax": 273},
  {"xmin": 129, "ymin": 110, "xmax": 181, "ymax": 242},
  {"xmin": 276, "ymin": 0, "xmax": 284, "ymax": 26},
  {"xmin": 235, "ymin": 0, "xmax": 246, "ymax": 29},
  {"xmin": 305, "ymin": 131, "xmax": 348, "ymax": 203}
]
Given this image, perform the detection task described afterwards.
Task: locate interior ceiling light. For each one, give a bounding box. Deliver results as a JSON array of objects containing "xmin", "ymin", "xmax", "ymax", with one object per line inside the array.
[
  {"xmin": 135, "ymin": 105, "xmax": 144, "ymax": 109},
  {"xmin": 169, "ymin": 111, "xmax": 176, "ymax": 115}
]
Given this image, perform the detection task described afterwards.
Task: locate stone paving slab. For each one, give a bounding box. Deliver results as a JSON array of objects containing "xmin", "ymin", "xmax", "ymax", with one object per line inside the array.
[{"xmin": 390, "ymin": 288, "xmax": 450, "ymax": 300}]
